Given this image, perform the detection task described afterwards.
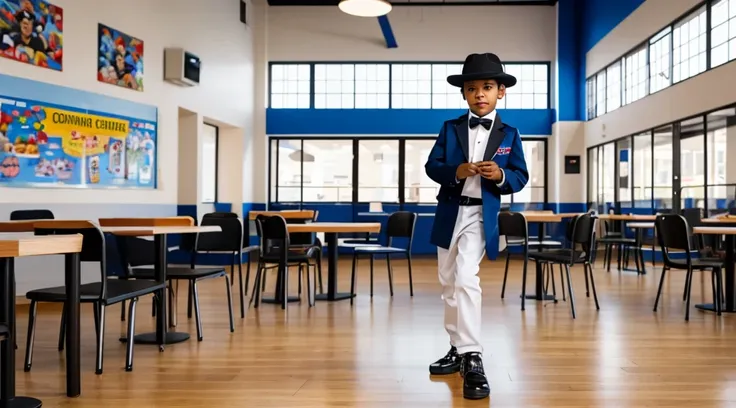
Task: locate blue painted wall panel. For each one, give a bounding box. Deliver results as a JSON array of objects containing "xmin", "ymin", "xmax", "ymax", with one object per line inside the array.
[{"xmin": 266, "ymin": 109, "xmax": 555, "ymax": 136}]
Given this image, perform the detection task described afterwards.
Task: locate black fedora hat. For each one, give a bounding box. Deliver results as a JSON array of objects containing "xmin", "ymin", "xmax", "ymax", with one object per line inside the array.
[{"xmin": 447, "ymin": 53, "xmax": 516, "ymax": 88}]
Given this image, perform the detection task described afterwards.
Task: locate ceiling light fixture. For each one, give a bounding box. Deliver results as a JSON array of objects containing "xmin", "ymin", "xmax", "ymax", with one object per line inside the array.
[{"xmin": 339, "ymin": 0, "xmax": 392, "ymax": 17}]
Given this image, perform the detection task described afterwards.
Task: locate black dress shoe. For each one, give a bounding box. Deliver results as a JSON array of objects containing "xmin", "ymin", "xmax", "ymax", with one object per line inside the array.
[
  {"xmin": 460, "ymin": 352, "xmax": 490, "ymax": 399},
  {"xmin": 429, "ymin": 346, "xmax": 462, "ymax": 375}
]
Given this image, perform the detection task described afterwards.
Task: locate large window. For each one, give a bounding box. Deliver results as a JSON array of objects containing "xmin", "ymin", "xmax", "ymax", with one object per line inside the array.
[
  {"xmin": 617, "ymin": 138, "xmax": 632, "ymax": 208},
  {"xmin": 431, "ymin": 64, "xmax": 465, "ymax": 109},
  {"xmin": 270, "ymin": 64, "xmax": 310, "ymax": 109},
  {"xmin": 270, "ymin": 137, "xmax": 548, "ymax": 206},
  {"xmin": 711, "ymin": 0, "xmax": 736, "ymax": 68},
  {"xmin": 653, "ymin": 125, "xmax": 674, "ymax": 210},
  {"xmin": 706, "ymin": 107, "xmax": 736, "ymax": 210},
  {"xmin": 405, "ymin": 139, "xmax": 438, "ymax": 203},
  {"xmin": 314, "ymin": 64, "xmax": 390, "ymax": 109},
  {"xmin": 391, "ymin": 64, "xmax": 432, "ymax": 109},
  {"xmin": 595, "ymin": 71, "xmax": 606, "ymax": 117},
  {"xmin": 633, "ymin": 132, "xmax": 653, "ymax": 208},
  {"xmin": 623, "ymin": 45, "xmax": 648, "ymax": 105},
  {"xmin": 673, "ymin": 5, "xmax": 708, "ymax": 84},
  {"xmin": 497, "ymin": 64, "xmax": 549, "ymax": 109},
  {"xmin": 606, "ymin": 61, "xmax": 622, "ymax": 113},
  {"xmin": 201, "ymin": 123, "xmax": 218, "ymax": 203},
  {"xmin": 586, "ymin": 77, "xmax": 597, "ymax": 119},
  {"xmin": 680, "ymin": 116, "xmax": 706, "ymax": 208},
  {"xmin": 649, "ymin": 27, "xmax": 672, "ymax": 93}
]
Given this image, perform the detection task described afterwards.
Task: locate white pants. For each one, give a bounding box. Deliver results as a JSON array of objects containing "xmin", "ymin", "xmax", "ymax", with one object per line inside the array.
[{"xmin": 437, "ymin": 205, "xmax": 486, "ymax": 355}]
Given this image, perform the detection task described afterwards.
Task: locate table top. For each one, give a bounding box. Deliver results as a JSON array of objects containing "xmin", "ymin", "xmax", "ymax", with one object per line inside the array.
[
  {"xmin": 702, "ymin": 216, "xmax": 736, "ymax": 224},
  {"xmin": 597, "ymin": 214, "xmax": 657, "ymax": 221},
  {"xmin": 286, "ymin": 222, "xmax": 381, "ymax": 233},
  {"xmin": 0, "ymin": 234, "xmax": 83, "ymax": 258},
  {"xmin": 628, "ymin": 222, "xmax": 654, "ymax": 229},
  {"xmin": 0, "ymin": 221, "xmax": 219, "ymax": 236},
  {"xmin": 248, "ymin": 211, "xmax": 315, "ymax": 220},
  {"xmin": 694, "ymin": 226, "xmax": 736, "ymax": 235},
  {"xmin": 521, "ymin": 212, "xmax": 580, "ymax": 223}
]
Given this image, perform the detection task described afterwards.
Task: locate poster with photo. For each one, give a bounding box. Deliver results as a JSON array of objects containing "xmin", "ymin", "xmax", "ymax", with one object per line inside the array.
[
  {"xmin": 97, "ymin": 23, "xmax": 143, "ymax": 91},
  {"xmin": 0, "ymin": 0, "xmax": 63, "ymax": 71}
]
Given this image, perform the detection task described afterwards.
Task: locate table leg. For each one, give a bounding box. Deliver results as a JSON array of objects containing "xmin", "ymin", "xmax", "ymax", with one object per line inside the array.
[
  {"xmin": 260, "ymin": 261, "xmax": 301, "ymax": 305},
  {"xmin": 0, "ymin": 257, "xmax": 43, "ymax": 407},
  {"xmin": 63, "ymin": 252, "xmax": 81, "ymax": 398},
  {"xmin": 120, "ymin": 234, "xmax": 190, "ymax": 346},
  {"xmin": 524, "ymin": 222, "xmax": 555, "ymax": 301},
  {"xmin": 696, "ymin": 234, "xmax": 736, "ymax": 313},
  {"xmin": 315, "ymin": 232, "xmax": 354, "ymax": 301}
]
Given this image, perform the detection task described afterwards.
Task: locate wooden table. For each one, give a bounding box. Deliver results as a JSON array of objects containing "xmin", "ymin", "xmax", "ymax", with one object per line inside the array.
[
  {"xmin": 248, "ymin": 211, "xmax": 314, "ymax": 220},
  {"xmin": 99, "ymin": 225, "xmax": 221, "ymax": 346},
  {"xmin": 0, "ymin": 234, "xmax": 83, "ymax": 404},
  {"xmin": 519, "ymin": 212, "xmax": 580, "ymax": 302},
  {"xmin": 267, "ymin": 222, "xmax": 382, "ymax": 303},
  {"xmin": 693, "ymin": 225, "xmax": 736, "ymax": 313},
  {"xmin": 597, "ymin": 214, "xmax": 657, "ymax": 221}
]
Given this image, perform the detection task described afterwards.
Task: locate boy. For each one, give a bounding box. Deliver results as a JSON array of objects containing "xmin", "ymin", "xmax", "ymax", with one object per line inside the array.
[{"xmin": 424, "ymin": 53, "xmax": 529, "ymax": 400}]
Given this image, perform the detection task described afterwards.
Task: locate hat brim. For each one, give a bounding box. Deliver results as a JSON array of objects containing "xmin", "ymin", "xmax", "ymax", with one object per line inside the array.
[{"xmin": 447, "ymin": 72, "xmax": 517, "ymax": 88}]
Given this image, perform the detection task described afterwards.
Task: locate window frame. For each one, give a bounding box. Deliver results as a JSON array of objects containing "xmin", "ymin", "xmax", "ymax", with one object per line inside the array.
[
  {"xmin": 268, "ymin": 135, "xmax": 548, "ymax": 207},
  {"xmin": 201, "ymin": 122, "xmax": 219, "ymax": 204}
]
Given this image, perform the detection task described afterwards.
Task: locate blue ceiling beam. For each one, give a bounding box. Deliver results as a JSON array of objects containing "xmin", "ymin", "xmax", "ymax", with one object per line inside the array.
[{"xmin": 377, "ymin": 15, "xmax": 398, "ymax": 48}]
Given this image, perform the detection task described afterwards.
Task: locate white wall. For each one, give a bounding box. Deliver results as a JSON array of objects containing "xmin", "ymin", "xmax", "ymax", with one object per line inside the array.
[
  {"xmin": 0, "ymin": 0, "xmax": 255, "ymax": 206},
  {"xmin": 584, "ymin": 0, "xmax": 736, "ymax": 146},
  {"xmin": 267, "ymin": 5, "xmax": 557, "ymax": 63}
]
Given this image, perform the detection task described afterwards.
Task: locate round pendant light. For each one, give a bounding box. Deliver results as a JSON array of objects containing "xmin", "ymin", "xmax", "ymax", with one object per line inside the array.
[{"xmin": 338, "ymin": 0, "xmax": 392, "ymax": 17}]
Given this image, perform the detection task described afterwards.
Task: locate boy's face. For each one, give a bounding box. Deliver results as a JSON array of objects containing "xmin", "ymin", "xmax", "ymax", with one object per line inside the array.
[{"xmin": 462, "ymin": 79, "xmax": 505, "ymax": 117}]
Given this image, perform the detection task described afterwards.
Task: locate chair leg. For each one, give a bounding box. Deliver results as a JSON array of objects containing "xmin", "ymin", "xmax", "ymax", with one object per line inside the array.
[
  {"xmin": 168, "ymin": 281, "xmax": 177, "ymax": 328},
  {"xmin": 501, "ymin": 251, "xmax": 511, "ymax": 299},
  {"xmin": 386, "ymin": 255, "xmax": 394, "ymax": 296},
  {"xmin": 238, "ymin": 259, "xmax": 245, "ymax": 319},
  {"xmin": 188, "ymin": 281, "xmax": 194, "ymax": 318},
  {"xmin": 317, "ymin": 249, "xmax": 324, "ymax": 294},
  {"xmin": 230, "ymin": 253, "xmax": 235, "ymax": 286},
  {"xmin": 653, "ymin": 266, "xmax": 667, "ymax": 312},
  {"xmin": 120, "ymin": 299, "xmax": 126, "ymax": 322},
  {"xmin": 125, "ymin": 297, "xmax": 138, "ymax": 372},
  {"xmin": 558, "ymin": 263, "xmax": 566, "ymax": 302},
  {"xmin": 685, "ymin": 268, "xmax": 694, "ymax": 321},
  {"xmin": 306, "ymin": 264, "xmax": 314, "ymax": 307},
  {"xmin": 250, "ymin": 260, "xmax": 265, "ymax": 309},
  {"xmin": 192, "ymin": 280, "xmax": 203, "ymax": 341},
  {"xmin": 350, "ymin": 252, "xmax": 358, "ymax": 305},
  {"xmin": 244, "ymin": 252, "xmax": 251, "ymax": 295},
  {"xmin": 584, "ymin": 260, "xmax": 590, "ymax": 297},
  {"xmin": 58, "ymin": 304, "xmax": 66, "ymax": 352},
  {"xmin": 95, "ymin": 304, "xmax": 106, "ymax": 375},
  {"xmin": 587, "ymin": 263, "xmax": 600, "ymax": 310},
  {"xmin": 549, "ymin": 264, "xmax": 558, "ymax": 303},
  {"xmin": 407, "ymin": 253, "xmax": 414, "ymax": 297},
  {"xmin": 369, "ymin": 255, "xmax": 374, "ymax": 297},
  {"xmin": 521, "ymin": 253, "xmax": 528, "ymax": 311},
  {"xmin": 23, "ymin": 300, "xmax": 37, "ymax": 372},
  {"xmin": 715, "ymin": 268, "xmax": 723, "ymax": 316},
  {"xmin": 224, "ymin": 274, "xmax": 235, "ymax": 332},
  {"xmin": 564, "ymin": 264, "xmax": 576, "ymax": 319}
]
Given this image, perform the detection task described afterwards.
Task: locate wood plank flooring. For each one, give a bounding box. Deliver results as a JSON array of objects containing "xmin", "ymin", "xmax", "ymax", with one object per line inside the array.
[{"xmin": 11, "ymin": 255, "xmax": 736, "ymax": 407}]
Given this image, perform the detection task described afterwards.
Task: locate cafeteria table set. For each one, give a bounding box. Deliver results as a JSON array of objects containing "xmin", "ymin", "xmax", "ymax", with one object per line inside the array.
[{"xmin": 1, "ymin": 209, "xmax": 735, "ymax": 405}]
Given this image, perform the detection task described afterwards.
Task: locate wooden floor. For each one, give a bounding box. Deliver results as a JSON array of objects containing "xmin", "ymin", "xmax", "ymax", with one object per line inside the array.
[{"xmin": 11, "ymin": 255, "xmax": 736, "ymax": 407}]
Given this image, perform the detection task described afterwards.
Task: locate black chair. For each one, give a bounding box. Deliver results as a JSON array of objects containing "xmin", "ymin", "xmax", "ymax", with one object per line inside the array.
[
  {"xmin": 10, "ymin": 209, "xmax": 54, "ymax": 221},
  {"xmin": 118, "ymin": 214, "xmax": 238, "ymax": 341},
  {"xmin": 350, "ymin": 211, "xmax": 417, "ymax": 304},
  {"xmin": 23, "ymin": 221, "xmax": 165, "ymax": 374},
  {"xmin": 498, "ymin": 211, "xmax": 531, "ymax": 311},
  {"xmin": 250, "ymin": 215, "xmax": 319, "ymax": 309},
  {"xmin": 528, "ymin": 212, "xmax": 599, "ymax": 318},
  {"xmin": 653, "ymin": 214, "xmax": 723, "ymax": 321}
]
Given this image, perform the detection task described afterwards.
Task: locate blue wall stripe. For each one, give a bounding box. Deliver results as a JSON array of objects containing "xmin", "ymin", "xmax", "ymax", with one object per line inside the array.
[
  {"xmin": 266, "ymin": 109, "xmax": 554, "ymax": 135},
  {"xmin": 557, "ymin": 0, "xmax": 583, "ymax": 122},
  {"xmin": 377, "ymin": 15, "xmax": 398, "ymax": 48},
  {"xmin": 0, "ymin": 73, "xmax": 157, "ymax": 122}
]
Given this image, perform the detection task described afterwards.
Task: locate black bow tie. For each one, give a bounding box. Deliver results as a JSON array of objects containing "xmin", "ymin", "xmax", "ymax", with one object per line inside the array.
[{"xmin": 469, "ymin": 117, "xmax": 492, "ymax": 130}]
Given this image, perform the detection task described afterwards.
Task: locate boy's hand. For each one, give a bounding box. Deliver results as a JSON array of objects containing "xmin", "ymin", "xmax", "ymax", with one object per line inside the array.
[
  {"xmin": 475, "ymin": 161, "xmax": 503, "ymax": 181},
  {"xmin": 456, "ymin": 162, "xmax": 479, "ymax": 179}
]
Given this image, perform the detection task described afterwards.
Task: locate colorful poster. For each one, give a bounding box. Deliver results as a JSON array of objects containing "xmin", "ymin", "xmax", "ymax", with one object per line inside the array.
[
  {"xmin": 0, "ymin": 0, "xmax": 63, "ymax": 71},
  {"xmin": 0, "ymin": 96, "xmax": 157, "ymax": 189},
  {"xmin": 97, "ymin": 23, "xmax": 143, "ymax": 91}
]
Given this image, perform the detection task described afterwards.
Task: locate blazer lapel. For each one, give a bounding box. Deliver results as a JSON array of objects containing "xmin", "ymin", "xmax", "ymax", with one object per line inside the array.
[
  {"xmin": 454, "ymin": 116, "xmax": 469, "ymax": 161},
  {"xmin": 483, "ymin": 113, "xmax": 507, "ymax": 161}
]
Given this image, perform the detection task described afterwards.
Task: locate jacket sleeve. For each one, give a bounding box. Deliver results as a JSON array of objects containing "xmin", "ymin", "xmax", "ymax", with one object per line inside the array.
[
  {"xmin": 497, "ymin": 129, "xmax": 529, "ymax": 195},
  {"xmin": 424, "ymin": 122, "xmax": 461, "ymax": 188}
]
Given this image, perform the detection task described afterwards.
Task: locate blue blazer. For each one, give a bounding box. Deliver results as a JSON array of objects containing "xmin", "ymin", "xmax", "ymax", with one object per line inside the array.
[{"xmin": 424, "ymin": 112, "xmax": 529, "ymax": 260}]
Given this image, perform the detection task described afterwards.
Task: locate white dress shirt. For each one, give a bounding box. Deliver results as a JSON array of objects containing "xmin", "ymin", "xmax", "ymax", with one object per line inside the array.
[{"xmin": 460, "ymin": 110, "xmax": 505, "ymax": 199}]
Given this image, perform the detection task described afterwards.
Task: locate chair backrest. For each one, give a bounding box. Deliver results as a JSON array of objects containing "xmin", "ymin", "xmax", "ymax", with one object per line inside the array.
[
  {"xmin": 255, "ymin": 215, "xmax": 290, "ymax": 258},
  {"xmin": 33, "ymin": 220, "xmax": 109, "ymax": 298},
  {"xmin": 655, "ymin": 213, "xmax": 692, "ymax": 266},
  {"xmin": 386, "ymin": 211, "xmax": 417, "ymax": 249},
  {"xmin": 195, "ymin": 212, "xmax": 243, "ymax": 252},
  {"xmin": 498, "ymin": 211, "xmax": 528, "ymax": 241},
  {"xmin": 10, "ymin": 209, "xmax": 54, "ymax": 220}
]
